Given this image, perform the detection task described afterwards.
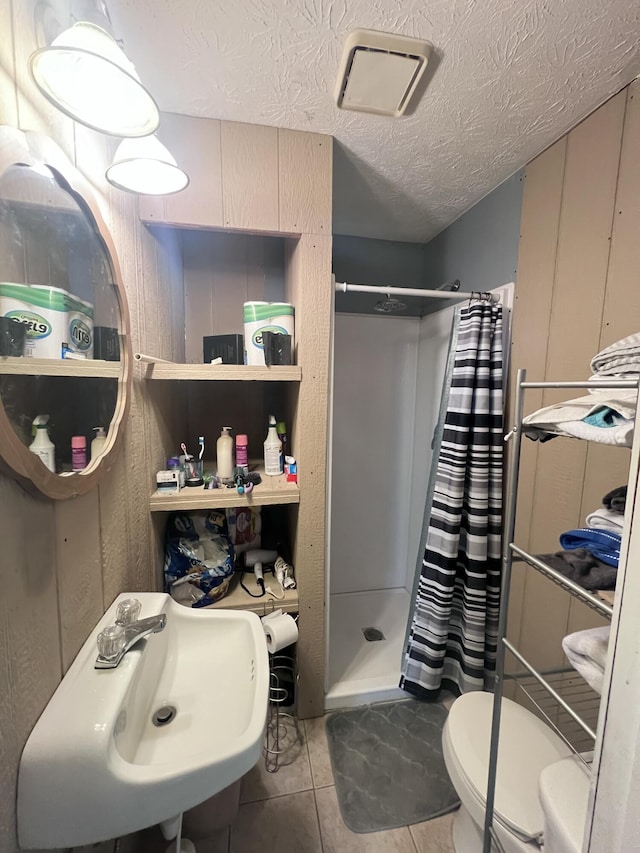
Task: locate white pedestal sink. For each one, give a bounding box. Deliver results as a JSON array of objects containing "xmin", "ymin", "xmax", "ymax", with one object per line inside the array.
[{"xmin": 17, "ymin": 593, "xmax": 269, "ymax": 849}]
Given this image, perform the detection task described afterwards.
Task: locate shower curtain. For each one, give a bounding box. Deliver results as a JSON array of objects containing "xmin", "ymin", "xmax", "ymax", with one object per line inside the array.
[{"xmin": 401, "ymin": 300, "xmax": 503, "ymax": 697}]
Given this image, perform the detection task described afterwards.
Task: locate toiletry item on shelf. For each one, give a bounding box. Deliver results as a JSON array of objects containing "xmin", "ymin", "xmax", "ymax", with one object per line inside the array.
[
  {"xmin": 216, "ymin": 426, "xmax": 234, "ymax": 479},
  {"xmin": 236, "ymin": 434, "xmax": 249, "ymax": 474},
  {"xmin": 91, "ymin": 426, "xmax": 107, "ymax": 461},
  {"xmin": 263, "ymin": 331, "xmax": 292, "ymax": 366},
  {"xmin": 71, "ymin": 436, "xmax": 87, "ymax": 471},
  {"xmin": 243, "ymin": 302, "xmax": 295, "ymax": 366},
  {"xmin": 0, "ymin": 316, "xmax": 26, "ymax": 356},
  {"xmin": 203, "ymin": 334, "xmax": 244, "ymax": 365},
  {"xmin": 183, "ymin": 456, "xmax": 203, "ymax": 487},
  {"xmin": 264, "ymin": 414, "xmax": 283, "ymax": 475},
  {"xmin": 93, "ymin": 326, "xmax": 120, "ymax": 361},
  {"xmin": 274, "ymin": 556, "xmax": 296, "ymax": 590},
  {"xmin": 198, "ymin": 435, "xmax": 205, "ymax": 478},
  {"xmin": 157, "ymin": 469, "xmax": 181, "ymax": 493},
  {"xmin": 284, "ymin": 455, "xmax": 297, "ymax": 483},
  {"xmin": 276, "ymin": 421, "xmax": 287, "ymax": 458},
  {"xmin": 29, "ymin": 415, "xmax": 55, "ymax": 472},
  {"xmin": 166, "ymin": 456, "xmax": 185, "ymax": 488}
]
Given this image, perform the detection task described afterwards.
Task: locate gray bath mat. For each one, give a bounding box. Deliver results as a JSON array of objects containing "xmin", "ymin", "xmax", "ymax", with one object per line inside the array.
[{"xmin": 326, "ymin": 699, "xmax": 459, "ymax": 833}]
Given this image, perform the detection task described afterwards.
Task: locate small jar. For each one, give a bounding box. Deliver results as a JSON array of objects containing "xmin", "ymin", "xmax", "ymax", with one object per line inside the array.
[{"xmin": 167, "ymin": 455, "xmax": 184, "ymax": 488}]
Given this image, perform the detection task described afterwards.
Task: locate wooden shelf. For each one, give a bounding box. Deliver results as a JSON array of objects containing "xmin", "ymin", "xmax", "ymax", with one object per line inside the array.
[
  {"xmin": 203, "ymin": 573, "xmax": 299, "ymax": 616},
  {"xmin": 150, "ymin": 464, "xmax": 299, "ymax": 511},
  {"xmin": 0, "ymin": 356, "xmax": 121, "ymax": 378},
  {"xmin": 143, "ymin": 362, "xmax": 301, "ymax": 382}
]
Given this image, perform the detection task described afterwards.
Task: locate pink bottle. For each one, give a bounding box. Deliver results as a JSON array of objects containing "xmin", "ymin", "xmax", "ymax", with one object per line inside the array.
[
  {"xmin": 71, "ymin": 435, "xmax": 87, "ymax": 471},
  {"xmin": 235, "ymin": 434, "xmax": 248, "ymax": 473}
]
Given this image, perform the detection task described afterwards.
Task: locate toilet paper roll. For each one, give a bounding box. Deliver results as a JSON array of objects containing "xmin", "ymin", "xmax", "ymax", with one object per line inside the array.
[{"xmin": 262, "ymin": 612, "xmax": 298, "ymax": 653}]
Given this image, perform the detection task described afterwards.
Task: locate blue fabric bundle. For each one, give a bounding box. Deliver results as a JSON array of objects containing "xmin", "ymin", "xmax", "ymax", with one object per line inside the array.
[{"xmin": 559, "ymin": 528, "xmax": 621, "ymax": 567}]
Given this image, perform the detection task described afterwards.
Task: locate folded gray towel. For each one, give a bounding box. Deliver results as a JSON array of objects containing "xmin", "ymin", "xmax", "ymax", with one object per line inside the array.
[
  {"xmin": 602, "ymin": 485, "xmax": 626, "ymax": 513},
  {"xmin": 590, "ymin": 332, "xmax": 640, "ymax": 376},
  {"xmin": 538, "ymin": 548, "xmax": 617, "ymax": 591}
]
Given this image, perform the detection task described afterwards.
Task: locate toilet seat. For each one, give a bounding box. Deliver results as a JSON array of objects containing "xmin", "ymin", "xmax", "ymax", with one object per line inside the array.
[{"xmin": 443, "ymin": 692, "xmax": 572, "ymax": 842}]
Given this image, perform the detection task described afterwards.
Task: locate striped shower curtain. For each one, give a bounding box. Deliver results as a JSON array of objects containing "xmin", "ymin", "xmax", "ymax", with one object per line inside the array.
[{"xmin": 400, "ymin": 300, "xmax": 503, "ymax": 697}]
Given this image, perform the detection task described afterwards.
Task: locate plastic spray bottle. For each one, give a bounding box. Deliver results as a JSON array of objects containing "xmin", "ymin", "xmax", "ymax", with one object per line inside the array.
[
  {"xmin": 263, "ymin": 415, "xmax": 283, "ymax": 476},
  {"xmin": 276, "ymin": 421, "xmax": 287, "ymax": 459},
  {"xmin": 29, "ymin": 415, "xmax": 55, "ymax": 472},
  {"xmin": 216, "ymin": 426, "xmax": 234, "ymax": 479}
]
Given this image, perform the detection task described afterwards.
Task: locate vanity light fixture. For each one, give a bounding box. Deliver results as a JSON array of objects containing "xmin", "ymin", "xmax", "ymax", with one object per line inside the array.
[
  {"xmin": 105, "ymin": 136, "xmax": 189, "ymax": 195},
  {"xmin": 29, "ymin": 19, "xmax": 159, "ymax": 137}
]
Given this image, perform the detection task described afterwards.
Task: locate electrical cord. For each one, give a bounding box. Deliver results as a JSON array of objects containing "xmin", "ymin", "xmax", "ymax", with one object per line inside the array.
[{"xmin": 239, "ymin": 568, "xmax": 265, "ymax": 598}]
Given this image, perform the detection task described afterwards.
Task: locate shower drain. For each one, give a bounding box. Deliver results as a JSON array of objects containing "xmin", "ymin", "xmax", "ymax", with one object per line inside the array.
[
  {"xmin": 362, "ymin": 627, "xmax": 385, "ymax": 642},
  {"xmin": 152, "ymin": 704, "xmax": 177, "ymax": 727}
]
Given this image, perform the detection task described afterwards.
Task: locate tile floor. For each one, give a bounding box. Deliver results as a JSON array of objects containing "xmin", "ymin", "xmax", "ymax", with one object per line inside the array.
[{"xmin": 139, "ymin": 712, "xmax": 456, "ymax": 853}]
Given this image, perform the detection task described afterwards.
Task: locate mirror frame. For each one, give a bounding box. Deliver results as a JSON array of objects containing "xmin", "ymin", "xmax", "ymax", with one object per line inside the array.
[{"xmin": 0, "ymin": 126, "xmax": 132, "ymax": 499}]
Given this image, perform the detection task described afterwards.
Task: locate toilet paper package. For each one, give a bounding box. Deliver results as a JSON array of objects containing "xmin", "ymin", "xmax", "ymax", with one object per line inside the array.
[{"xmin": 261, "ymin": 610, "xmax": 298, "ymax": 653}]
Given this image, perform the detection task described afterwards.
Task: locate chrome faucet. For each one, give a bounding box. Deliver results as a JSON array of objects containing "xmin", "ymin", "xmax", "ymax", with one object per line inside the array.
[{"xmin": 95, "ymin": 614, "xmax": 167, "ymax": 669}]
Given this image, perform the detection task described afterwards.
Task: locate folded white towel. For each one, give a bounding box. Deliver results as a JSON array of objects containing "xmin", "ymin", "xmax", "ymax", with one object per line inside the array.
[
  {"xmin": 522, "ymin": 389, "xmax": 637, "ymax": 446},
  {"xmin": 562, "ymin": 626, "xmax": 610, "ymax": 695},
  {"xmin": 586, "ymin": 508, "xmax": 625, "ymax": 533}
]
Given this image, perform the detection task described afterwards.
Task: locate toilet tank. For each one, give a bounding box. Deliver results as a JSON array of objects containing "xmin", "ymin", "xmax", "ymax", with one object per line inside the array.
[{"xmin": 539, "ymin": 756, "xmax": 590, "ymax": 853}]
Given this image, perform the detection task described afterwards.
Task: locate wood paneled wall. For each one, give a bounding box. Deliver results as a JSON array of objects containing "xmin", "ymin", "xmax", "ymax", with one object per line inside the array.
[
  {"xmin": 0, "ymin": 3, "xmax": 184, "ymax": 850},
  {"xmin": 139, "ymin": 114, "xmax": 332, "ymax": 237},
  {"xmin": 508, "ymin": 81, "xmax": 640, "ymax": 672}
]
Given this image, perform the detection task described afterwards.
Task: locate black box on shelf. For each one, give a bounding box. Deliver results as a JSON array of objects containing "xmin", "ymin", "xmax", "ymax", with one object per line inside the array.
[
  {"xmin": 94, "ymin": 327, "xmax": 120, "ymax": 361},
  {"xmin": 203, "ymin": 334, "xmax": 244, "ymax": 365}
]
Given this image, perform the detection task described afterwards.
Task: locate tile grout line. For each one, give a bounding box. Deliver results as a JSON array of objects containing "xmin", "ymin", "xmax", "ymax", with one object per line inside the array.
[
  {"xmin": 241, "ymin": 783, "xmax": 315, "ymax": 806},
  {"xmin": 302, "ymin": 717, "xmax": 325, "ymax": 851},
  {"xmin": 312, "ymin": 787, "xmax": 326, "ymax": 853},
  {"xmin": 407, "ymin": 823, "xmax": 420, "ymax": 853}
]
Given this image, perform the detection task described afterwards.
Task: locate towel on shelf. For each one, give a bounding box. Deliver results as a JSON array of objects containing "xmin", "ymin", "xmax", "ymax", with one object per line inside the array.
[
  {"xmin": 538, "ymin": 549, "xmax": 618, "ymax": 590},
  {"xmin": 586, "ymin": 508, "xmax": 625, "ymax": 533},
  {"xmin": 559, "ymin": 528, "xmax": 621, "ymax": 567},
  {"xmin": 590, "ymin": 332, "xmax": 640, "ymax": 377},
  {"xmin": 562, "ymin": 626, "xmax": 610, "ymax": 695},
  {"xmin": 582, "ymin": 406, "xmax": 626, "ymax": 428},
  {"xmin": 522, "ymin": 389, "xmax": 636, "ymax": 446},
  {"xmin": 602, "ymin": 485, "xmax": 627, "ymax": 513}
]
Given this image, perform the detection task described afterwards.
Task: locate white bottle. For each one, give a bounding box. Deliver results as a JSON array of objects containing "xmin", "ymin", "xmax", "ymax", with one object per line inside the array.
[
  {"xmin": 263, "ymin": 415, "xmax": 283, "ymax": 476},
  {"xmin": 91, "ymin": 426, "xmax": 107, "ymax": 461},
  {"xmin": 216, "ymin": 426, "xmax": 234, "ymax": 479},
  {"xmin": 29, "ymin": 415, "xmax": 55, "ymax": 472}
]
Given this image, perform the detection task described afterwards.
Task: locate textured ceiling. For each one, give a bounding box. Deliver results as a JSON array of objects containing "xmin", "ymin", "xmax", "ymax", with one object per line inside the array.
[{"xmin": 109, "ymin": 0, "xmax": 640, "ymax": 243}]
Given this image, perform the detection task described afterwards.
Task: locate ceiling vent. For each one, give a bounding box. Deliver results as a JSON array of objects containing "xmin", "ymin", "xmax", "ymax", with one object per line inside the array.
[{"xmin": 335, "ymin": 29, "xmax": 432, "ymax": 117}]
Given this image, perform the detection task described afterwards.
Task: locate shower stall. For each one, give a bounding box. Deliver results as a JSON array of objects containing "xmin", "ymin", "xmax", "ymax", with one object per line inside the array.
[
  {"xmin": 325, "ymin": 282, "xmax": 513, "ymax": 710},
  {"xmin": 325, "ymin": 296, "xmax": 457, "ymax": 710}
]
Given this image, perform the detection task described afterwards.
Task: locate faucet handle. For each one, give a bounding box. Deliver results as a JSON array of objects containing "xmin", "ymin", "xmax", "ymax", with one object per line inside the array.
[
  {"xmin": 115, "ymin": 598, "xmax": 142, "ymax": 626},
  {"xmin": 97, "ymin": 624, "xmax": 126, "ymax": 661}
]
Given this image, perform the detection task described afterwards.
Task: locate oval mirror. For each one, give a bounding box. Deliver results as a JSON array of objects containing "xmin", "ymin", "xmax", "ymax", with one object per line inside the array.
[{"xmin": 0, "ymin": 127, "xmax": 131, "ymax": 498}]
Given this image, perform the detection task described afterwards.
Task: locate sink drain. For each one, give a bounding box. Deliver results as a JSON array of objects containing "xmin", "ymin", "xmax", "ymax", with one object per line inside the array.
[{"xmin": 152, "ymin": 704, "xmax": 177, "ymax": 727}]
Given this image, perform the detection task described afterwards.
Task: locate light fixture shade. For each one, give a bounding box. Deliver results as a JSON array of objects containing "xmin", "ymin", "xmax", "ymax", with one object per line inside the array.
[
  {"xmin": 30, "ymin": 22, "xmax": 159, "ymax": 137},
  {"xmin": 106, "ymin": 136, "xmax": 190, "ymax": 195}
]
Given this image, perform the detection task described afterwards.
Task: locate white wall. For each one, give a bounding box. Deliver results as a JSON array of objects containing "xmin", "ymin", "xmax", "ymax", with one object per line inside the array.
[
  {"xmin": 406, "ymin": 303, "xmax": 457, "ymax": 590},
  {"xmin": 330, "ymin": 314, "xmax": 419, "ymax": 594}
]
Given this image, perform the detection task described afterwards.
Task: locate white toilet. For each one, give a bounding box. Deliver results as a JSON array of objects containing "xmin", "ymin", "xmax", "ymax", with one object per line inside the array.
[{"xmin": 442, "ymin": 692, "xmax": 590, "ymax": 853}]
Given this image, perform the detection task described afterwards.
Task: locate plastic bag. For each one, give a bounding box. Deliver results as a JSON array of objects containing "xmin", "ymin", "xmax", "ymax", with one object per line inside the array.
[{"xmin": 164, "ymin": 509, "xmax": 235, "ymax": 607}]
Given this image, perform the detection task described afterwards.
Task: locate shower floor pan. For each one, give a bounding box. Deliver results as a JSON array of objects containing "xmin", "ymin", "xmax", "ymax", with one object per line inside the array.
[{"xmin": 326, "ymin": 588, "xmax": 411, "ymax": 711}]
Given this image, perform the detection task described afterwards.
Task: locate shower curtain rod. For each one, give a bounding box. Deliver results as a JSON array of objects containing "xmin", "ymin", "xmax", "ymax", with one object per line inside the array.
[{"xmin": 335, "ymin": 280, "xmax": 499, "ymax": 302}]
